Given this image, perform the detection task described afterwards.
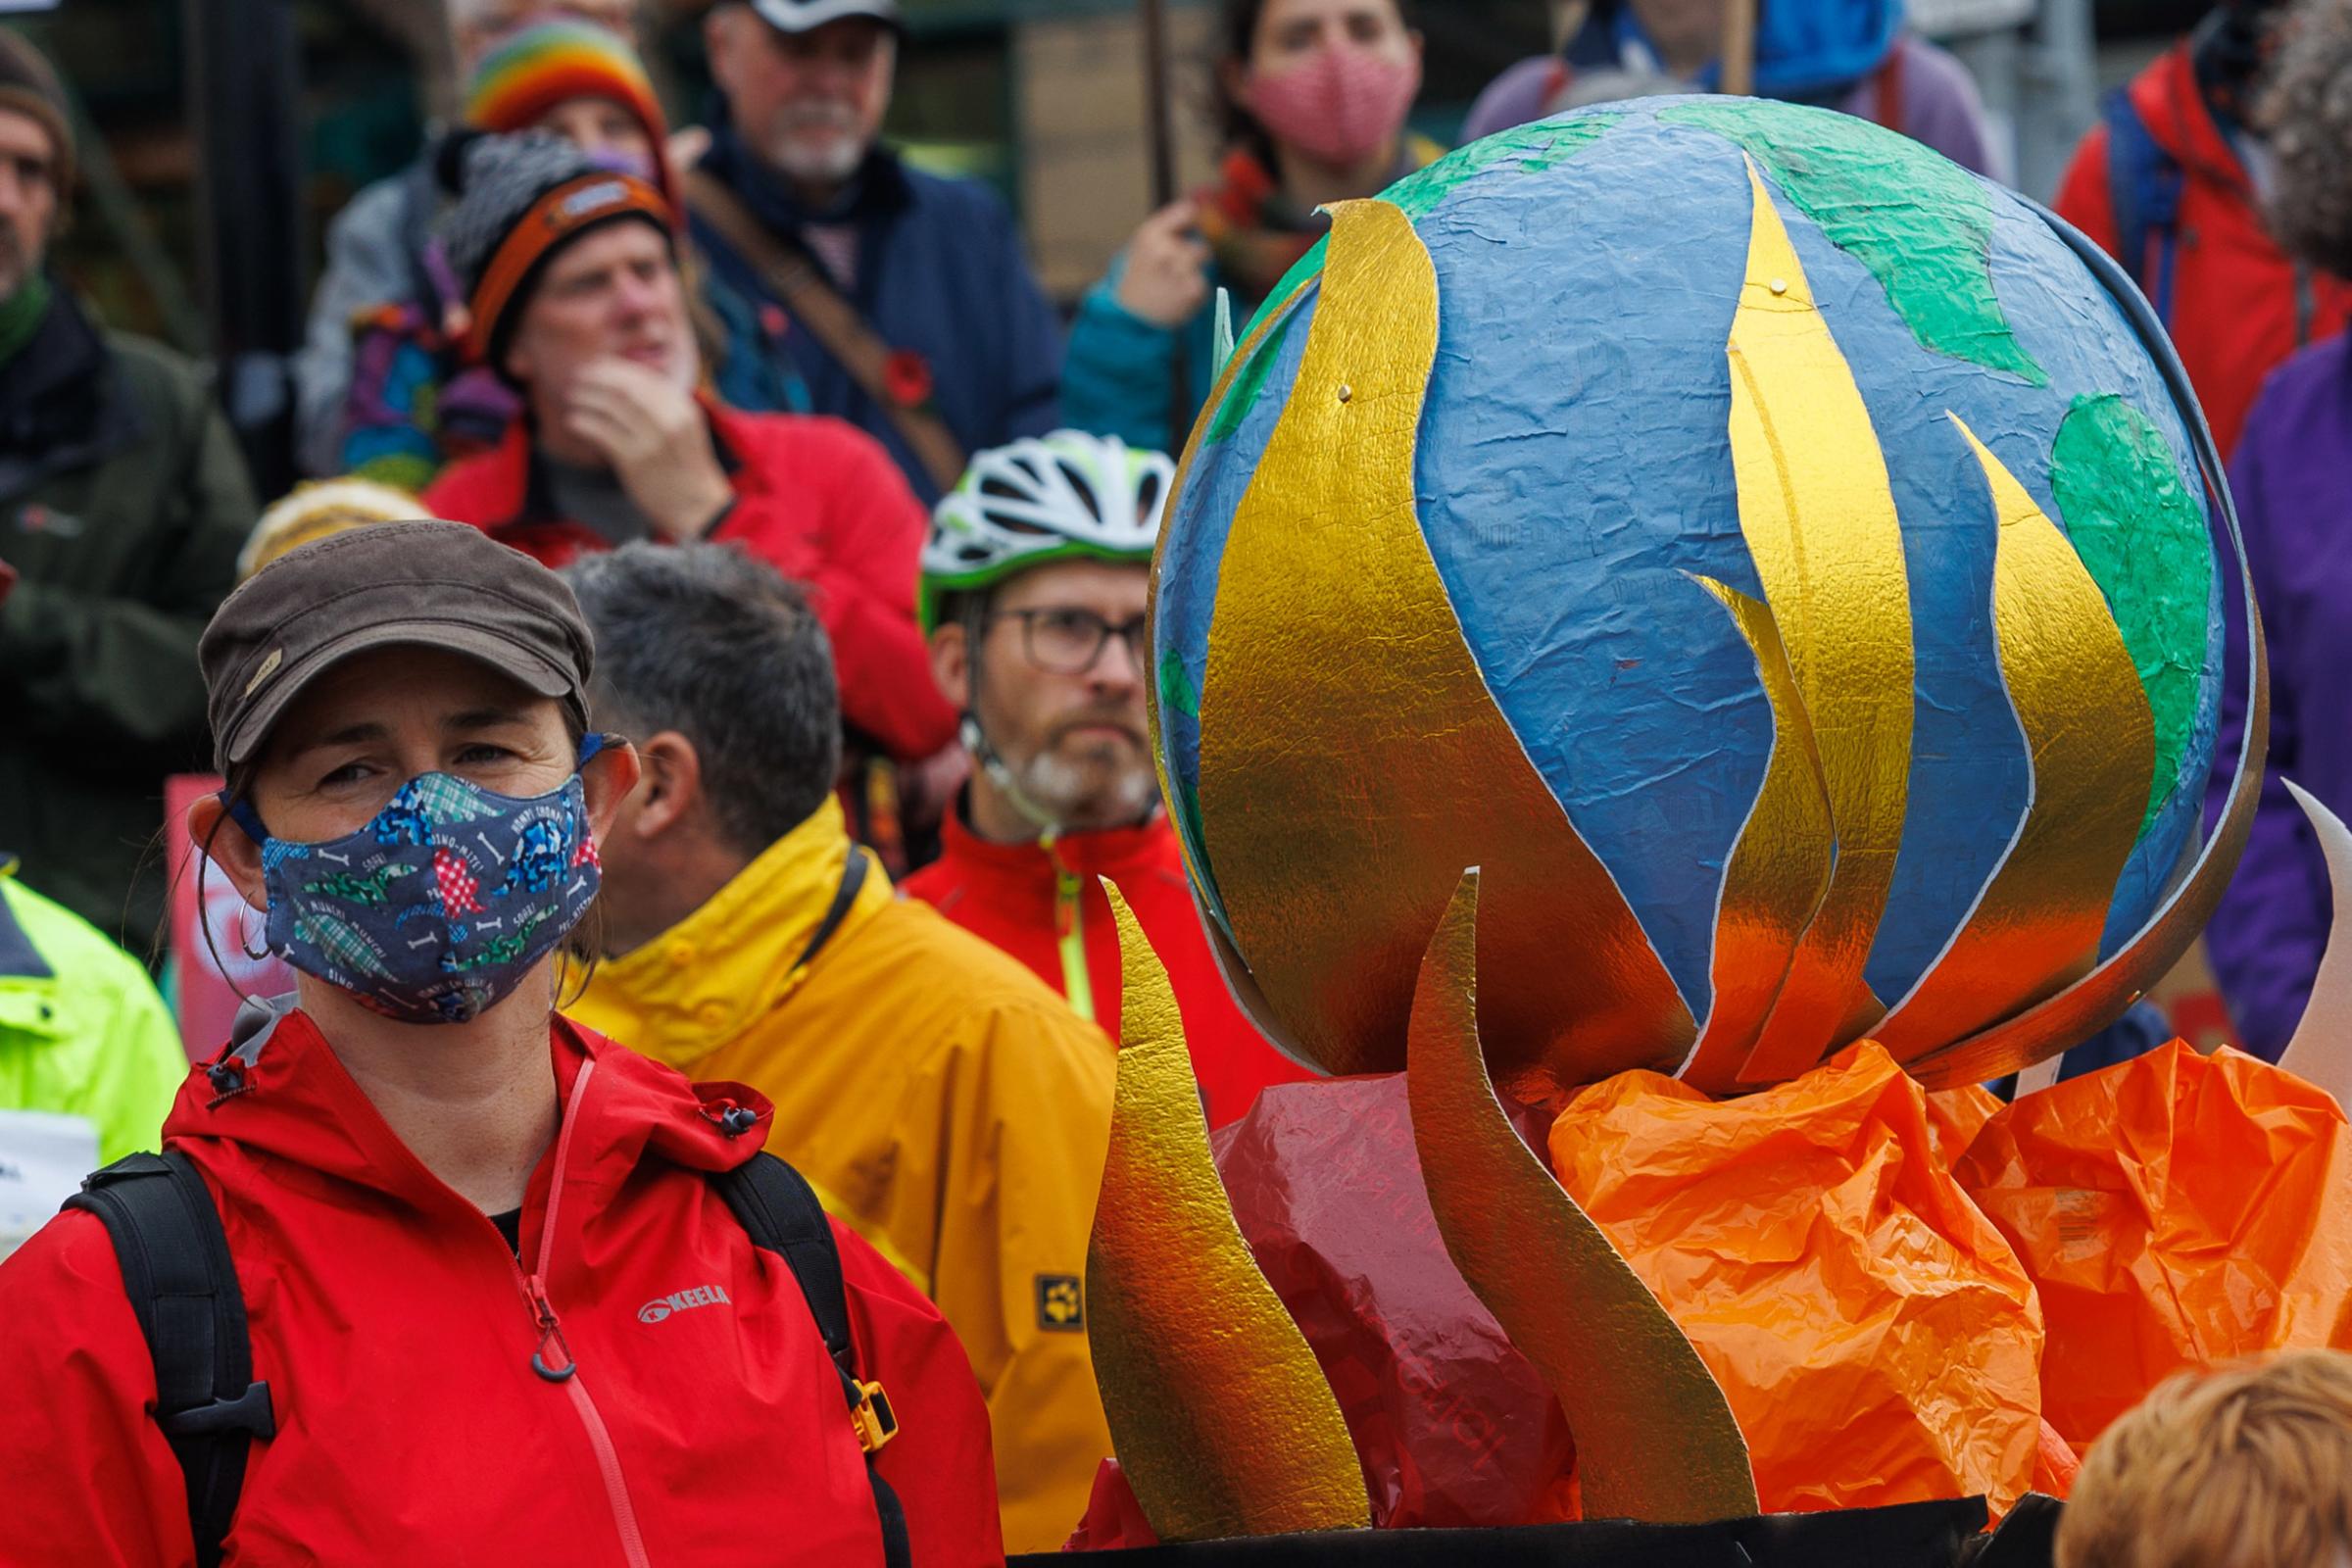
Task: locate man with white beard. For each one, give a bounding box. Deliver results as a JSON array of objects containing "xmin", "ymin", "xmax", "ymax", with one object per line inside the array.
[
  {"xmin": 689, "ymin": 0, "xmax": 1064, "ymax": 506},
  {"xmin": 906, "ymin": 432, "xmax": 1318, "ymax": 1130}
]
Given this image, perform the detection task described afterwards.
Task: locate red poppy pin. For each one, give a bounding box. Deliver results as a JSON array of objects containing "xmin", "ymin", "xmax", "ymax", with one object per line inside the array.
[{"xmin": 882, "ymin": 349, "xmax": 935, "ymax": 411}]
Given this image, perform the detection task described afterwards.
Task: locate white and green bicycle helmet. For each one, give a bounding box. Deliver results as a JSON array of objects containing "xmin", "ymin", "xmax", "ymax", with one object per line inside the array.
[{"xmin": 919, "ymin": 429, "xmax": 1176, "ymax": 632}]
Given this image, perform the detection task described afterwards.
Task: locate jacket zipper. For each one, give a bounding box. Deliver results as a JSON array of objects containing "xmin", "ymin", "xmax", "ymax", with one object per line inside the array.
[
  {"xmin": 504, "ymin": 1057, "xmax": 654, "ymax": 1568},
  {"xmin": 1047, "ymin": 835, "xmax": 1096, "ymax": 1023}
]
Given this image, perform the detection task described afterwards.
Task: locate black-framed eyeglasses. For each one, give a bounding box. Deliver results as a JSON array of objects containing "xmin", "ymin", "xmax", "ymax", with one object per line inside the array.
[{"xmin": 991, "ymin": 607, "xmax": 1150, "ymax": 676}]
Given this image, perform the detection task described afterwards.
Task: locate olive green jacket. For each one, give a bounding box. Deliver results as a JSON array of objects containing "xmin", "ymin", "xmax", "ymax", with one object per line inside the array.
[{"xmin": 0, "ymin": 291, "xmax": 254, "ymax": 949}]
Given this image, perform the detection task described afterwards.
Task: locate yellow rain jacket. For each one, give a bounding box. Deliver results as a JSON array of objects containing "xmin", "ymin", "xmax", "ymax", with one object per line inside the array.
[{"xmin": 568, "ymin": 799, "xmax": 1117, "ymax": 1552}]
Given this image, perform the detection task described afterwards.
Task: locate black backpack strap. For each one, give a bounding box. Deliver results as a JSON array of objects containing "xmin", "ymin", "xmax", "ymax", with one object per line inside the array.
[
  {"xmin": 718, "ymin": 1151, "xmax": 911, "ymax": 1568},
  {"xmin": 65, "ymin": 1151, "xmax": 273, "ymax": 1568}
]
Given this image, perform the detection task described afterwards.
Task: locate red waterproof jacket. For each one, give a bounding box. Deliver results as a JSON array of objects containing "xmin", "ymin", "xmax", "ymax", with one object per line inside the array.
[
  {"xmin": 2053, "ymin": 43, "xmax": 2352, "ymax": 459},
  {"xmin": 422, "ymin": 402, "xmax": 957, "ymax": 763},
  {"xmin": 901, "ymin": 808, "xmax": 1316, "ymax": 1128},
  {"xmin": 0, "ymin": 1002, "xmax": 1004, "ymax": 1567}
]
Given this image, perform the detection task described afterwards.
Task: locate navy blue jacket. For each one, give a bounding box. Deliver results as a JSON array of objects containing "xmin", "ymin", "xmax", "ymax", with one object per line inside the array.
[{"xmin": 691, "ymin": 124, "xmax": 1063, "ymax": 505}]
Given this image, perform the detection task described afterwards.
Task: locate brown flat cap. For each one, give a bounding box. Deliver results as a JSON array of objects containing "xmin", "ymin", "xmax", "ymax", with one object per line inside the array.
[{"xmin": 200, "ymin": 518, "xmax": 594, "ymax": 773}]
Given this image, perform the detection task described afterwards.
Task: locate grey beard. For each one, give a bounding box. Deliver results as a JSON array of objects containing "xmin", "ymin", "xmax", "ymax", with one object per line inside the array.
[
  {"xmin": 766, "ymin": 129, "xmax": 866, "ymax": 186},
  {"xmin": 1016, "ymin": 747, "xmax": 1157, "ymax": 831}
]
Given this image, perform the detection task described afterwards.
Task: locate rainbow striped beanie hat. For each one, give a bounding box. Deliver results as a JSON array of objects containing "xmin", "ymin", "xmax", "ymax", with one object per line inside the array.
[{"xmin": 465, "ymin": 20, "xmax": 673, "ymax": 212}]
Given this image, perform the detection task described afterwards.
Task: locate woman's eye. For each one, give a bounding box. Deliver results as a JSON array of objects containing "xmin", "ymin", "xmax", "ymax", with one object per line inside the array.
[
  {"xmin": 455, "ymin": 744, "xmax": 514, "ymax": 766},
  {"xmin": 317, "ymin": 761, "xmax": 370, "ymax": 789}
]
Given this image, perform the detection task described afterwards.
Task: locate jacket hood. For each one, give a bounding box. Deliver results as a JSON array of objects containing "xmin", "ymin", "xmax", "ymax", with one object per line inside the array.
[
  {"xmin": 567, "ymin": 797, "xmax": 892, "ymax": 1074},
  {"xmin": 2130, "ymin": 42, "xmax": 2251, "ymax": 193},
  {"xmin": 167, "ymin": 993, "xmax": 773, "ymax": 1215}
]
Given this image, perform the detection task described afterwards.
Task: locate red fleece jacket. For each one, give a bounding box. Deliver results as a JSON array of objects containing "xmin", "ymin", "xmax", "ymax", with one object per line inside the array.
[
  {"xmin": 0, "ymin": 1006, "xmax": 1003, "ymax": 1566},
  {"xmin": 2053, "ymin": 42, "xmax": 2352, "ymax": 459},
  {"xmin": 423, "ymin": 402, "xmax": 957, "ymax": 762},
  {"xmin": 903, "ymin": 807, "xmax": 1317, "ymax": 1128}
]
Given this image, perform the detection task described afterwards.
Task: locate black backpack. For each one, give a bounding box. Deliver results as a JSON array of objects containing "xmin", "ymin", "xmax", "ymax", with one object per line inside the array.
[{"xmin": 66, "ymin": 1149, "xmax": 911, "ymax": 1568}]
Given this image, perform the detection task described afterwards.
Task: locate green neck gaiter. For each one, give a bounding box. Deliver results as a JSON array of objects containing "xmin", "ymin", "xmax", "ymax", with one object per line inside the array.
[{"xmin": 0, "ymin": 271, "xmax": 54, "ymax": 366}]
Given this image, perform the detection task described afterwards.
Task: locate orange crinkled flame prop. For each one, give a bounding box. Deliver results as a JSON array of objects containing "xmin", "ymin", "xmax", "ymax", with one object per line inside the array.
[
  {"xmin": 1548, "ymin": 1041, "xmax": 2045, "ymax": 1517},
  {"xmin": 1953, "ymin": 1039, "xmax": 2352, "ymax": 1454}
]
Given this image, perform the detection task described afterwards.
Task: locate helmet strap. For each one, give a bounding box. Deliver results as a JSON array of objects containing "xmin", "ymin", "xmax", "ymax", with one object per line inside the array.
[
  {"xmin": 961, "ymin": 598, "xmax": 1067, "ymax": 841},
  {"xmin": 960, "ymin": 710, "xmax": 1067, "ymax": 841}
]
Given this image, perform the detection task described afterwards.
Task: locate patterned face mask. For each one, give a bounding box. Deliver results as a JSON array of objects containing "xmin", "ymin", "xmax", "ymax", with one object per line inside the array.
[{"xmin": 225, "ymin": 740, "xmax": 607, "ymax": 1024}]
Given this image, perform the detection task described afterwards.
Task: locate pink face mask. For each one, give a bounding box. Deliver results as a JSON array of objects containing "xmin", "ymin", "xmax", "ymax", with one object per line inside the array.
[{"xmin": 1242, "ymin": 44, "xmax": 1421, "ymax": 169}]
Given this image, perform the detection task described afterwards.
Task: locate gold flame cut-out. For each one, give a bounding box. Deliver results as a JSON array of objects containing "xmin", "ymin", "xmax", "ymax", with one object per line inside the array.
[
  {"xmin": 1720, "ymin": 158, "xmax": 1914, "ymax": 1086},
  {"xmin": 1679, "ymin": 578, "xmax": 1835, "ymax": 1095},
  {"xmin": 1085, "ymin": 882, "xmax": 1370, "ymax": 1543},
  {"xmin": 1409, "ymin": 869, "xmax": 1760, "ymax": 1522},
  {"xmin": 1694, "ymin": 159, "xmax": 2211, "ymax": 1086},
  {"xmin": 1195, "ymin": 196, "xmax": 1692, "ymax": 1102},
  {"xmin": 1869, "ymin": 418, "xmax": 2155, "ymax": 1057}
]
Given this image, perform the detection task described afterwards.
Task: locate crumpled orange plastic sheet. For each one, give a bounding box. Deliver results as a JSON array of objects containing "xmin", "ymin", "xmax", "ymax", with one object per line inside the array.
[
  {"xmin": 1548, "ymin": 1042, "xmax": 2044, "ymax": 1517},
  {"xmin": 1953, "ymin": 1040, "xmax": 2352, "ymax": 1452}
]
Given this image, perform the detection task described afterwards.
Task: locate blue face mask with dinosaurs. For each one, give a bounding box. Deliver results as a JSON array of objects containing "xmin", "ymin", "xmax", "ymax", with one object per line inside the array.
[{"xmin": 225, "ymin": 738, "xmax": 607, "ymax": 1025}]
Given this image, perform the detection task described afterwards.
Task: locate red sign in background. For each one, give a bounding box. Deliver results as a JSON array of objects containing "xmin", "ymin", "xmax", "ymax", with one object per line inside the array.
[{"xmin": 164, "ymin": 775, "xmax": 295, "ymax": 1062}]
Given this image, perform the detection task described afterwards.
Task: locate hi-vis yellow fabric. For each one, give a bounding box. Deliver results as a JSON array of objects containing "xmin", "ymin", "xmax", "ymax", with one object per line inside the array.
[{"xmin": 568, "ymin": 798, "xmax": 1118, "ymax": 1553}]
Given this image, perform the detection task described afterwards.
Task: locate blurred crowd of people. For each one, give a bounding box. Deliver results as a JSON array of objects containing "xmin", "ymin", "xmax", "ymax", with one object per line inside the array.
[{"xmin": 3, "ymin": 0, "xmax": 2352, "ymax": 1560}]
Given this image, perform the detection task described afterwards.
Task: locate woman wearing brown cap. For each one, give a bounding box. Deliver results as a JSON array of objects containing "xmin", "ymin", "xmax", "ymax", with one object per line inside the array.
[{"xmin": 0, "ymin": 520, "xmax": 1003, "ymax": 1565}]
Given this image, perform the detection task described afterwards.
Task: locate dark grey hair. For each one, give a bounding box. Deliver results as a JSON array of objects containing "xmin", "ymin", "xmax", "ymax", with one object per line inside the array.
[
  {"xmin": 562, "ymin": 543, "xmax": 842, "ymax": 856},
  {"xmin": 2263, "ymin": 0, "xmax": 2352, "ymax": 277}
]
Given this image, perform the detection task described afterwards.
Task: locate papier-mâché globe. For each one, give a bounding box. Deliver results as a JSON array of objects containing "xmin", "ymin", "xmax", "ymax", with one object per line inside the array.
[{"xmin": 1150, "ymin": 98, "xmax": 2236, "ymax": 1106}]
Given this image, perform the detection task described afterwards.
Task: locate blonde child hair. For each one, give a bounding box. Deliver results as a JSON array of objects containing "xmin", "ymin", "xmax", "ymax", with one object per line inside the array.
[{"xmin": 2059, "ymin": 1349, "xmax": 2352, "ymax": 1568}]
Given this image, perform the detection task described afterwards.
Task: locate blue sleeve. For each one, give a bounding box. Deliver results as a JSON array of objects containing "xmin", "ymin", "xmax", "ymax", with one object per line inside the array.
[
  {"xmin": 1062, "ymin": 258, "xmax": 1220, "ymax": 453},
  {"xmin": 1062, "ymin": 261, "xmax": 1174, "ymax": 450},
  {"xmin": 2056, "ymin": 999, "xmax": 2172, "ymax": 1082},
  {"xmin": 2201, "ymin": 428, "xmax": 2328, "ymax": 1060}
]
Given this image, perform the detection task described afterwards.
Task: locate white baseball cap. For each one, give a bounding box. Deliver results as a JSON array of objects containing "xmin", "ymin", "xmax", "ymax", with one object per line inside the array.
[{"xmin": 748, "ymin": 0, "xmax": 902, "ymax": 32}]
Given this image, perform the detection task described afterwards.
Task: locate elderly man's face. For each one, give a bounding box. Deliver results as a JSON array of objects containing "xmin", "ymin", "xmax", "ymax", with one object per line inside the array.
[
  {"xmin": 0, "ymin": 107, "xmax": 58, "ymax": 301},
  {"xmin": 708, "ymin": 10, "xmax": 895, "ymax": 190}
]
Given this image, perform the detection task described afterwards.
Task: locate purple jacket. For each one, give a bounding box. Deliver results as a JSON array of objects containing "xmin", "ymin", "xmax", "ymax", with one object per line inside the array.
[{"xmin": 2203, "ymin": 331, "xmax": 2352, "ymax": 1059}]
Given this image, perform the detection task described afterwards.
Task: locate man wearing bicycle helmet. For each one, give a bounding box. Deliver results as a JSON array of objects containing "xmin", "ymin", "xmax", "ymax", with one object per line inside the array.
[{"xmin": 909, "ymin": 431, "xmax": 1316, "ymax": 1128}]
